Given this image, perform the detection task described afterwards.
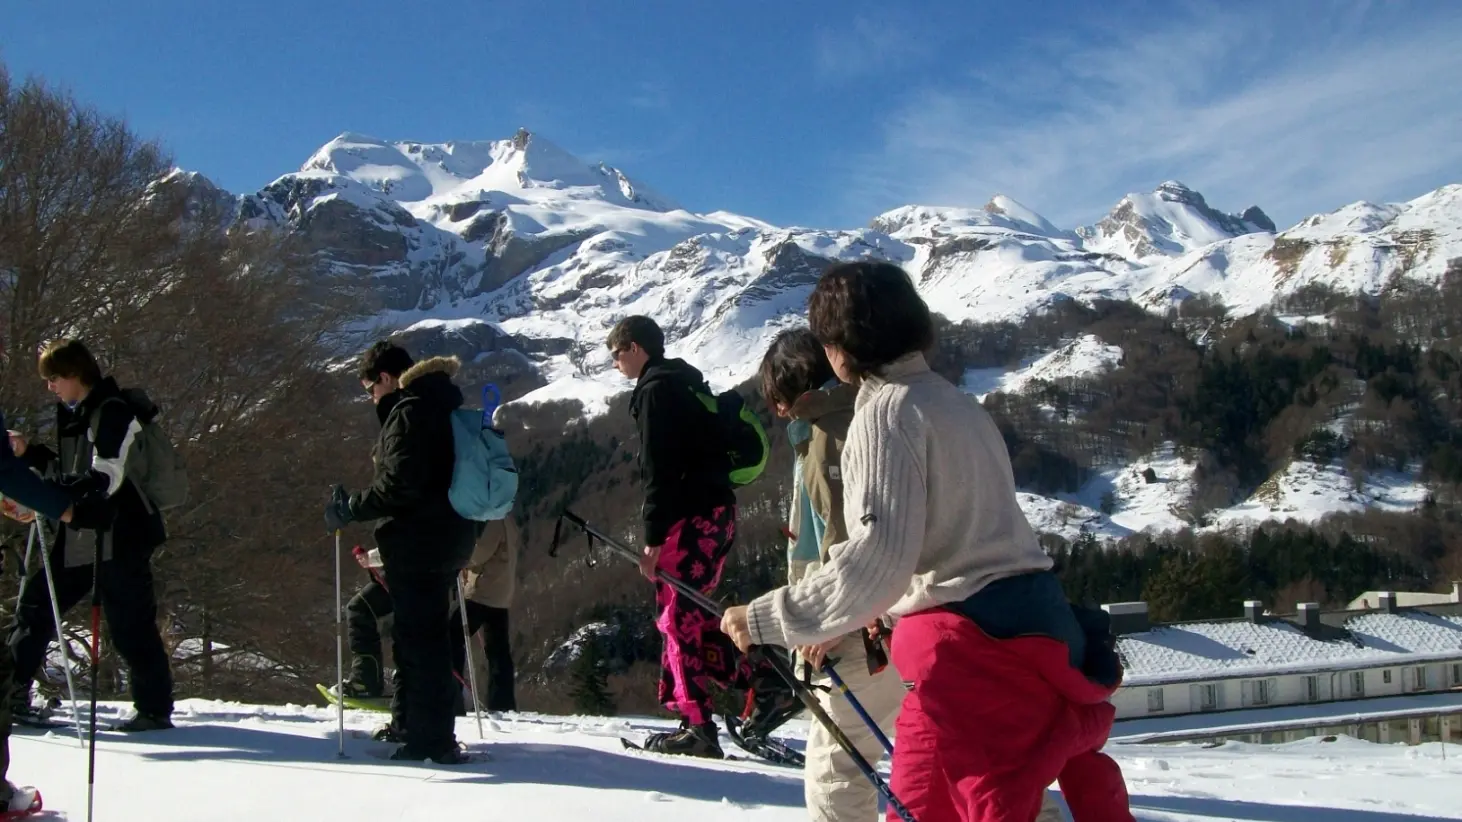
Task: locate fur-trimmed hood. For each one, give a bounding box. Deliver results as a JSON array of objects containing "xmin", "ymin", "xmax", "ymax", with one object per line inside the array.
[
  {"xmin": 377, "ymin": 355, "xmax": 464, "ymax": 424},
  {"xmin": 399, "ymin": 355, "xmax": 461, "ymax": 387}
]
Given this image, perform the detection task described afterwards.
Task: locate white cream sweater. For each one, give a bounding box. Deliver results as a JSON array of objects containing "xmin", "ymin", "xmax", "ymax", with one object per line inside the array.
[{"xmin": 746, "ymin": 352, "xmax": 1052, "ymax": 648}]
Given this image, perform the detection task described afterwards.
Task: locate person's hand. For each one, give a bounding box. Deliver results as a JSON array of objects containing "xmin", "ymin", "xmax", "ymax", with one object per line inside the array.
[
  {"xmin": 639, "ymin": 543, "xmax": 662, "ymax": 581},
  {"xmin": 796, "ymin": 638, "xmax": 839, "ymax": 669},
  {"xmin": 1, "ymin": 496, "xmax": 36, "ymax": 524},
  {"xmin": 324, "ymin": 485, "xmax": 354, "ymax": 534},
  {"xmin": 721, "ymin": 605, "xmax": 753, "ymax": 653},
  {"xmin": 7, "ymin": 430, "xmax": 27, "ymax": 457}
]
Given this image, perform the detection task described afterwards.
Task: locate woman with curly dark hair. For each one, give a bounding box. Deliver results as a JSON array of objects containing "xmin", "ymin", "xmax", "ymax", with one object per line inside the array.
[{"xmin": 722, "ymin": 261, "xmax": 1133, "ymax": 822}]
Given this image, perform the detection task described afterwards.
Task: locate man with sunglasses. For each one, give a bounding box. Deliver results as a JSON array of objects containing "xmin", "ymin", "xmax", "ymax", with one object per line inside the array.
[
  {"xmin": 606, "ymin": 316, "xmax": 770, "ymax": 759},
  {"xmin": 324, "ymin": 341, "xmax": 477, "ymax": 764}
]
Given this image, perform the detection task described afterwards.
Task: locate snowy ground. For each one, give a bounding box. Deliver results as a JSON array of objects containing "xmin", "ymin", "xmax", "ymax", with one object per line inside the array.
[{"xmin": 13, "ymin": 699, "xmax": 1462, "ymax": 821}]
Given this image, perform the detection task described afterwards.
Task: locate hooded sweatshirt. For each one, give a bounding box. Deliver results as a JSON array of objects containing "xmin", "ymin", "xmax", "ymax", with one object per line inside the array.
[{"xmin": 628, "ymin": 356, "xmax": 735, "ymax": 546}]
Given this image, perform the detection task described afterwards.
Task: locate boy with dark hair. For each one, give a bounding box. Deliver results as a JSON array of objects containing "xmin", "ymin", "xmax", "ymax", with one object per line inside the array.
[
  {"xmin": 606, "ymin": 315, "xmax": 787, "ymax": 758},
  {"xmin": 8, "ymin": 338, "xmax": 176, "ymax": 733},
  {"xmin": 0, "ymin": 335, "xmax": 99, "ymax": 817},
  {"xmin": 325, "ymin": 340, "xmax": 478, "ymax": 763}
]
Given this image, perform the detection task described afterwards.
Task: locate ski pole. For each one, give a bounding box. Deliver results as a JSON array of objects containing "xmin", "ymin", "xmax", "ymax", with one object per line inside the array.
[
  {"xmin": 32, "ymin": 522, "xmax": 85, "ymax": 747},
  {"xmin": 554, "ymin": 510, "xmax": 917, "ymax": 822},
  {"xmin": 86, "ymin": 534, "xmax": 104, "ymax": 822},
  {"xmin": 558, "ymin": 509, "xmax": 898, "ymax": 756},
  {"xmin": 334, "ymin": 529, "xmax": 347, "ymax": 758},
  {"xmin": 820, "ymin": 662, "xmax": 894, "ymax": 755},
  {"xmin": 455, "ymin": 574, "xmax": 485, "ymax": 739}
]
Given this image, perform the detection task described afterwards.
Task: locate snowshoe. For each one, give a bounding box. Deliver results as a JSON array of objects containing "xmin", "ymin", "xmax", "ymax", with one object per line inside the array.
[
  {"xmin": 371, "ymin": 723, "xmax": 405, "ymax": 743},
  {"xmin": 737, "ymin": 673, "xmax": 803, "ymax": 745},
  {"xmin": 639, "ymin": 720, "xmax": 724, "ymax": 760},
  {"xmin": 724, "ymin": 714, "xmax": 805, "ymax": 768},
  {"xmin": 385, "ymin": 742, "xmax": 472, "ymax": 765},
  {"xmin": 0, "ymin": 783, "xmax": 42, "ymax": 820},
  {"xmin": 316, "ymin": 682, "xmax": 390, "ymax": 713},
  {"xmin": 116, "ymin": 712, "xmax": 174, "ymax": 732}
]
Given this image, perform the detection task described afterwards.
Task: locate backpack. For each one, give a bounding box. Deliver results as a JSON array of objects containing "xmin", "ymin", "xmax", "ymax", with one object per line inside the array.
[
  {"xmin": 691, "ymin": 387, "xmax": 770, "ymax": 487},
  {"xmin": 92, "ymin": 392, "xmax": 189, "ymax": 512},
  {"xmin": 447, "ymin": 385, "xmax": 519, "ymax": 521}
]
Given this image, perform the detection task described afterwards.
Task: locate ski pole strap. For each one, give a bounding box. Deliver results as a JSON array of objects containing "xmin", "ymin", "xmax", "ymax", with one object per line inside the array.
[{"xmin": 863, "ymin": 625, "xmax": 889, "ymax": 676}]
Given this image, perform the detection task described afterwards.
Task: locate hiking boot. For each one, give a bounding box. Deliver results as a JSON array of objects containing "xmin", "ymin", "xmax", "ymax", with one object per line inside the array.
[
  {"xmin": 116, "ymin": 712, "xmax": 174, "ymax": 732},
  {"xmin": 388, "ymin": 742, "xmax": 469, "ymax": 765},
  {"xmin": 643, "ymin": 720, "xmax": 723, "ymax": 759},
  {"xmin": 738, "ymin": 677, "xmax": 802, "ymax": 744},
  {"xmin": 345, "ymin": 655, "xmax": 384, "ymax": 698}
]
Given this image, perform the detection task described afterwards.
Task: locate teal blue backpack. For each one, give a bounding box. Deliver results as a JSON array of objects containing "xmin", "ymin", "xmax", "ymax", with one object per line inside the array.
[{"xmin": 448, "ymin": 384, "xmax": 518, "ymax": 521}]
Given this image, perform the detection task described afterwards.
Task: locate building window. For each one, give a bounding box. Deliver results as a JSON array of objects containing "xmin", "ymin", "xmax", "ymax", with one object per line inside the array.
[
  {"xmin": 1251, "ymin": 679, "xmax": 1273, "ymax": 706},
  {"xmin": 1383, "ymin": 669, "xmax": 1393, "ymax": 685},
  {"xmin": 1452, "ymin": 663, "xmax": 1461, "ymax": 687},
  {"xmin": 1409, "ymin": 667, "xmax": 1429, "ymax": 692},
  {"xmin": 1351, "ymin": 671, "xmax": 1365, "ymax": 698},
  {"xmin": 1199, "ymin": 684, "xmax": 1218, "ymax": 711},
  {"xmin": 1303, "ymin": 675, "xmax": 1319, "ymax": 702},
  {"xmin": 1147, "ymin": 688, "xmax": 1164, "ymax": 713}
]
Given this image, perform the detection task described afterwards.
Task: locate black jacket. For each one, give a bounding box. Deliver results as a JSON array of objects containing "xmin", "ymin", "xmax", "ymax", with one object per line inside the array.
[
  {"xmin": 629, "ymin": 357, "xmax": 734, "ymax": 546},
  {"xmin": 24, "ymin": 377, "xmax": 168, "ymax": 568},
  {"xmin": 348, "ymin": 356, "xmax": 477, "ymax": 574}
]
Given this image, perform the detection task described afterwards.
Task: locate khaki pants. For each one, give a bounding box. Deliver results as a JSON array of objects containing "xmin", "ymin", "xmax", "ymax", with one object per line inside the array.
[{"xmin": 803, "ymin": 632, "xmax": 904, "ymax": 822}]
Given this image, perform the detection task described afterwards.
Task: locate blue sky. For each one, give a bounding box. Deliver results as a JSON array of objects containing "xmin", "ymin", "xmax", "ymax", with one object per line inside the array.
[{"xmin": 3, "ymin": 0, "xmax": 1459, "ymax": 231}]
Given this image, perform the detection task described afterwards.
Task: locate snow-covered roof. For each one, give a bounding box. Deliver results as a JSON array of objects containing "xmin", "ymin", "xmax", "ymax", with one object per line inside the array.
[
  {"xmin": 1347, "ymin": 585, "xmax": 1460, "ymax": 611},
  {"xmin": 1117, "ymin": 604, "xmax": 1462, "ymax": 686}
]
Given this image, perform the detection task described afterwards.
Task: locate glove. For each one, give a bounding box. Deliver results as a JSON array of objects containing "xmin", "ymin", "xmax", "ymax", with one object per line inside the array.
[
  {"xmin": 324, "ymin": 485, "xmax": 354, "ymax": 534},
  {"xmin": 70, "ymin": 493, "xmax": 117, "ymax": 531}
]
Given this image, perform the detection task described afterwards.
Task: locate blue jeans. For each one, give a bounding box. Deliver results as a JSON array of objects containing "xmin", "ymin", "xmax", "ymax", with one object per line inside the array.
[{"xmin": 947, "ymin": 570, "xmax": 1088, "ymax": 671}]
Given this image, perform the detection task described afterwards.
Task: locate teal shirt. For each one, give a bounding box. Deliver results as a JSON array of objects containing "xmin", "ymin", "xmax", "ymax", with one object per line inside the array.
[{"xmin": 787, "ymin": 419, "xmax": 825, "ymax": 565}]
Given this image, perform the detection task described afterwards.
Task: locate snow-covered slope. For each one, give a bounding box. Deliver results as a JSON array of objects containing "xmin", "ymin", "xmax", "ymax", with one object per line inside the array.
[
  {"xmin": 14, "ymin": 699, "xmax": 1462, "ymax": 821},
  {"xmin": 963, "ymin": 334, "xmax": 1125, "ymax": 401}
]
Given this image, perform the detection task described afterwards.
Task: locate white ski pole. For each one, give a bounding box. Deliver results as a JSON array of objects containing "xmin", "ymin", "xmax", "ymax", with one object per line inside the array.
[
  {"xmin": 34, "ymin": 521, "xmax": 85, "ymax": 747},
  {"xmin": 15, "ymin": 520, "xmax": 36, "ymax": 603},
  {"xmin": 334, "ymin": 529, "xmax": 347, "ymax": 758},
  {"xmin": 456, "ymin": 574, "xmax": 485, "ymax": 739}
]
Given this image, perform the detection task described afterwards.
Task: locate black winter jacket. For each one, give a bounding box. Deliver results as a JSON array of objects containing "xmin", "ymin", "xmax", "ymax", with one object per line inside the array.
[
  {"xmin": 348, "ymin": 356, "xmax": 477, "ymax": 574},
  {"xmin": 629, "ymin": 357, "xmax": 734, "ymax": 546},
  {"xmin": 24, "ymin": 377, "xmax": 168, "ymax": 568}
]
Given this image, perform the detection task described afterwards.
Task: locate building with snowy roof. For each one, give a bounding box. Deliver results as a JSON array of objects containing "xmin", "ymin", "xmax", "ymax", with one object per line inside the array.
[{"xmin": 1105, "ymin": 590, "xmax": 1462, "ymax": 730}]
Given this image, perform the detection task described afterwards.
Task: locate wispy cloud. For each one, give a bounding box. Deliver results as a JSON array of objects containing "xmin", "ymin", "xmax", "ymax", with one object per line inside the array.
[
  {"xmin": 581, "ymin": 123, "xmax": 695, "ymax": 170},
  {"xmin": 812, "ymin": 13, "xmax": 924, "ymax": 81},
  {"xmin": 627, "ymin": 80, "xmax": 670, "ymax": 111},
  {"xmin": 836, "ymin": 2, "xmax": 1462, "ymax": 230}
]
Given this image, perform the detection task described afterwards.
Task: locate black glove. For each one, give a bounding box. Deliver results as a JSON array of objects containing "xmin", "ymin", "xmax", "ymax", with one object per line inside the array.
[
  {"xmin": 70, "ymin": 493, "xmax": 117, "ymax": 531},
  {"xmin": 324, "ymin": 485, "xmax": 354, "ymax": 533}
]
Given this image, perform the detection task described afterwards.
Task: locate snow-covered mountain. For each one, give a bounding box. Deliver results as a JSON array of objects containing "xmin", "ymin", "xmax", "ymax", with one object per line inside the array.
[
  {"xmin": 191, "ymin": 129, "xmax": 1462, "ymax": 538},
  {"xmin": 221, "ymin": 129, "xmax": 1460, "ymax": 420}
]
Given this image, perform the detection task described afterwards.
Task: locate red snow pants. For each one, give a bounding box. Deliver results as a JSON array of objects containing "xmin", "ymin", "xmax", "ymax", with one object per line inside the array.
[{"xmin": 887, "ymin": 608, "xmax": 1134, "ymax": 822}]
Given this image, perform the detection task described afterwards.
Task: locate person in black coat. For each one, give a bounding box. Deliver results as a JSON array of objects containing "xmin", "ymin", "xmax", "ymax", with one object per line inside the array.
[
  {"xmin": 605, "ymin": 315, "xmax": 765, "ymax": 759},
  {"xmin": 7, "ymin": 339, "xmax": 175, "ymax": 733},
  {"xmin": 0, "ymin": 384, "xmax": 102, "ymax": 814},
  {"xmin": 326, "ymin": 342, "xmax": 477, "ymax": 764}
]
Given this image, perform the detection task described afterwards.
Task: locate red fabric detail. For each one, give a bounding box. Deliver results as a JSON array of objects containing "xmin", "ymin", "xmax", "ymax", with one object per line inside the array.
[{"xmin": 885, "ymin": 609, "xmax": 1134, "ymax": 822}]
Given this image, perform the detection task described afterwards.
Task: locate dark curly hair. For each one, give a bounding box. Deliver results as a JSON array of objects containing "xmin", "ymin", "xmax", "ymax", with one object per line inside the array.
[
  {"xmin": 807, "ymin": 261, "xmax": 934, "ymax": 379},
  {"xmin": 356, "ymin": 340, "xmax": 414, "ymax": 383},
  {"xmin": 758, "ymin": 327, "xmax": 835, "ymax": 410}
]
